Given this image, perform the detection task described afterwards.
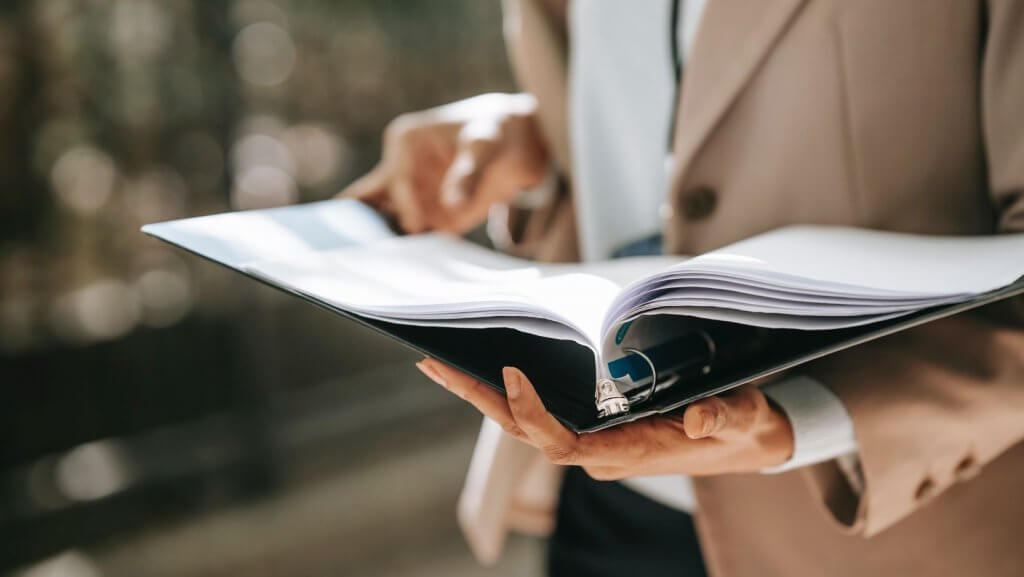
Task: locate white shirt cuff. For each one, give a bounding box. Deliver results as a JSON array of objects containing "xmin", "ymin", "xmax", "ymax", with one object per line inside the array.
[{"xmin": 760, "ymin": 375, "xmax": 858, "ymax": 474}]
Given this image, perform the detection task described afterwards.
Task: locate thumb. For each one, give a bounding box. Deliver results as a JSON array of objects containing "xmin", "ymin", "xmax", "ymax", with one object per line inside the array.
[
  {"xmin": 503, "ymin": 367, "xmax": 581, "ymax": 464},
  {"xmin": 682, "ymin": 387, "xmax": 765, "ymax": 439},
  {"xmin": 440, "ymin": 123, "xmax": 499, "ymax": 209},
  {"xmin": 339, "ymin": 163, "xmax": 388, "ymax": 202}
]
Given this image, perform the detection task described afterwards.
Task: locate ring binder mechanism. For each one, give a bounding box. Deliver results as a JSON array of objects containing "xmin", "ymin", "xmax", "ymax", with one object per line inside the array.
[
  {"xmin": 595, "ymin": 378, "xmax": 630, "ymax": 418},
  {"xmin": 622, "ymin": 347, "xmax": 661, "ymax": 405},
  {"xmin": 595, "ymin": 329, "xmax": 718, "ymax": 418}
]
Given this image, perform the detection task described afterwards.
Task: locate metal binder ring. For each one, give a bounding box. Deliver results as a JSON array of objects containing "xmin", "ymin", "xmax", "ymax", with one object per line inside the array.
[
  {"xmin": 695, "ymin": 329, "xmax": 716, "ymax": 375},
  {"xmin": 623, "ymin": 330, "xmax": 717, "ymax": 405},
  {"xmin": 623, "ymin": 347, "xmax": 659, "ymax": 404}
]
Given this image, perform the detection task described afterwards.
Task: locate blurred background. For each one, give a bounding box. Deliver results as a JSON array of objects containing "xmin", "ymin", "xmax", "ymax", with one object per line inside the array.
[{"xmin": 0, "ymin": 1, "xmax": 543, "ymax": 575}]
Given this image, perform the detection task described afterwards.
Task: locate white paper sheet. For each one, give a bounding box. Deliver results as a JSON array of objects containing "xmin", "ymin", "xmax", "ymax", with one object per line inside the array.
[
  {"xmin": 145, "ymin": 202, "xmax": 1024, "ymax": 347},
  {"xmin": 680, "ymin": 225, "xmax": 1024, "ymax": 296},
  {"xmin": 245, "ymin": 234, "xmax": 669, "ymax": 348}
]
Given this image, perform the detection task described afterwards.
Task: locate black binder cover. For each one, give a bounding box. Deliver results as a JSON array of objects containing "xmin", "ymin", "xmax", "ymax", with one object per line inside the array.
[{"xmin": 144, "ymin": 202, "xmax": 1024, "ymax": 433}]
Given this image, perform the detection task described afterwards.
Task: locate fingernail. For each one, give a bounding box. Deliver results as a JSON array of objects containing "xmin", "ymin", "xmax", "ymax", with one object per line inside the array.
[
  {"xmin": 416, "ymin": 360, "xmax": 447, "ymax": 389},
  {"xmin": 699, "ymin": 410, "xmax": 716, "ymax": 437},
  {"xmin": 503, "ymin": 367, "xmax": 521, "ymax": 399}
]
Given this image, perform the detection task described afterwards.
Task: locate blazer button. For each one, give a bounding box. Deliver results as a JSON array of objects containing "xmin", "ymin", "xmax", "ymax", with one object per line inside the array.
[
  {"xmin": 914, "ymin": 477, "xmax": 936, "ymax": 501},
  {"xmin": 954, "ymin": 455, "xmax": 980, "ymax": 480},
  {"xmin": 681, "ymin": 186, "xmax": 717, "ymax": 220}
]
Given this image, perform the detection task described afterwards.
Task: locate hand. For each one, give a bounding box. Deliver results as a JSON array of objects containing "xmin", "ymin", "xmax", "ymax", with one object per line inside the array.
[
  {"xmin": 415, "ymin": 359, "xmax": 795, "ymax": 479},
  {"xmin": 341, "ymin": 93, "xmax": 550, "ymax": 235}
]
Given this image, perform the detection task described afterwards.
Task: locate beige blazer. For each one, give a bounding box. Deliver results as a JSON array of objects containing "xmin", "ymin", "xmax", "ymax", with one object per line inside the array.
[{"xmin": 458, "ymin": 1, "xmax": 1024, "ymax": 575}]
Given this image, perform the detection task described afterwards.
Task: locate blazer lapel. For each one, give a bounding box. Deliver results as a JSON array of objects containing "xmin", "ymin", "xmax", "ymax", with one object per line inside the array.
[{"xmin": 671, "ymin": 0, "xmax": 809, "ymax": 181}]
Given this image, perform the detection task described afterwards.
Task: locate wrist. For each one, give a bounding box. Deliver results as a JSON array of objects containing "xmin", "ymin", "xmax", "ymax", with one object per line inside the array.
[
  {"xmin": 760, "ymin": 375, "xmax": 859, "ymax": 474},
  {"xmin": 707, "ymin": 403, "xmax": 794, "ymax": 474},
  {"xmin": 756, "ymin": 405, "xmax": 795, "ymax": 469}
]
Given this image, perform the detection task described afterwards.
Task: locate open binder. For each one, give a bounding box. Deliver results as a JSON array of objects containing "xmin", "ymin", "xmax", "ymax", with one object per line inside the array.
[{"xmin": 144, "ymin": 199, "xmax": 1024, "ymax": 433}]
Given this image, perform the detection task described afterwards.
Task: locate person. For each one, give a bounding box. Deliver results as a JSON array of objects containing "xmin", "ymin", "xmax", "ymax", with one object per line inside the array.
[{"xmin": 342, "ymin": 1, "xmax": 1024, "ymax": 575}]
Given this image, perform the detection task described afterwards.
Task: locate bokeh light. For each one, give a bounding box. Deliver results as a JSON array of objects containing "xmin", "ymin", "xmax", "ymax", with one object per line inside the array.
[
  {"xmin": 55, "ymin": 441, "xmax": 130, "ymax": 503},
  {"xmin": 231, "ymin": 165, "xmax": 298, "ymax": 209},
  {"xmin": 49, "ymin": 280, "xmax": 141, "ymax": 345},
  {"xmin": 50, "ymin": 146, "xmax": 118, "ymax": 217},
  {"xmin": 15, "ymin": 551, "xmax": 100, "ymax": 577},
  {"xmin": 135, "ymin": 268, "xmax": 193, "ymax": 328},
  {"xmin": 232, "ymin": 132, "xmax": 295, "ymax": 177},
  {"xmin": 233, "ymin": 21, "xmax": 296, "ymax": 87},
  {"xmin": 281, "ymin": 123, "xmax": 350, "ymax": 190},
  {"xmin": 108, "ymin": 0, "xmax": 170, "ymax": 63}
]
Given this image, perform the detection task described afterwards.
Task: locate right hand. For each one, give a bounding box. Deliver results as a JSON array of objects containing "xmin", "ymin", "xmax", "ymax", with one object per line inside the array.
[{"xmin": 341, "ymin": 93, "xmax": 550, "ymax": 234}]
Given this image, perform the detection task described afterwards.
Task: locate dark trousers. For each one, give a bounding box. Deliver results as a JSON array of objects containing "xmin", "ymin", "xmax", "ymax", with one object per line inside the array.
[{"xmin": 547, "ymin": 467, "xmax": 707, "ymax": 577}]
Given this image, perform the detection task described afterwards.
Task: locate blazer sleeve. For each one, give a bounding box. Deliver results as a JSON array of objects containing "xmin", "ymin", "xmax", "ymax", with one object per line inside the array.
[
  {"xmin": 801, "ymin": 0, "xmax": 1024, "ymax": 537},
  {"xmin": 497, "ymin": 0, "xmax": 580, "ymax": 263}
]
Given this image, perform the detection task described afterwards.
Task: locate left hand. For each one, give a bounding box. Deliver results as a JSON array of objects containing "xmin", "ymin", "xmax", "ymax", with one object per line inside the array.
[{"xmin": 416, "ymin": 359, "xmax": 795, "ymax": 479}]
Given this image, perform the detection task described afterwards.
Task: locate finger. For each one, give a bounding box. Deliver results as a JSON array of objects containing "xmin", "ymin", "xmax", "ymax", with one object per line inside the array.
[
  {"xmin": 682, "ymin": 387, "xmax": 765, "ymax": 439},
  {"xmin": 391, "ymin": 174, "xmax": 427, "ymax": 234},
  {"xmin": 503, "ymin": 367, "xmax": 582, "ymax": 465},
  {"xmin": 442, "ymin": 166, "xmax": 505, "ymax": 235},
  {"xmin": 440, "ymin": 122, "xmax": 500, "ymax": 208},
  {"xmin": 682, "ymin": 396, "xmax": 727, "ymax": 439},
  {"xmin": 339, "ymin": 164, "xmax": 389, "ymax": 203},
  {"xmin": 416, "ymin": 358, "xmax": 525, "ymax": 439},
  {"xmin": 582, "ymin": 465, "xmax": 625, "ymax": 482}
]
